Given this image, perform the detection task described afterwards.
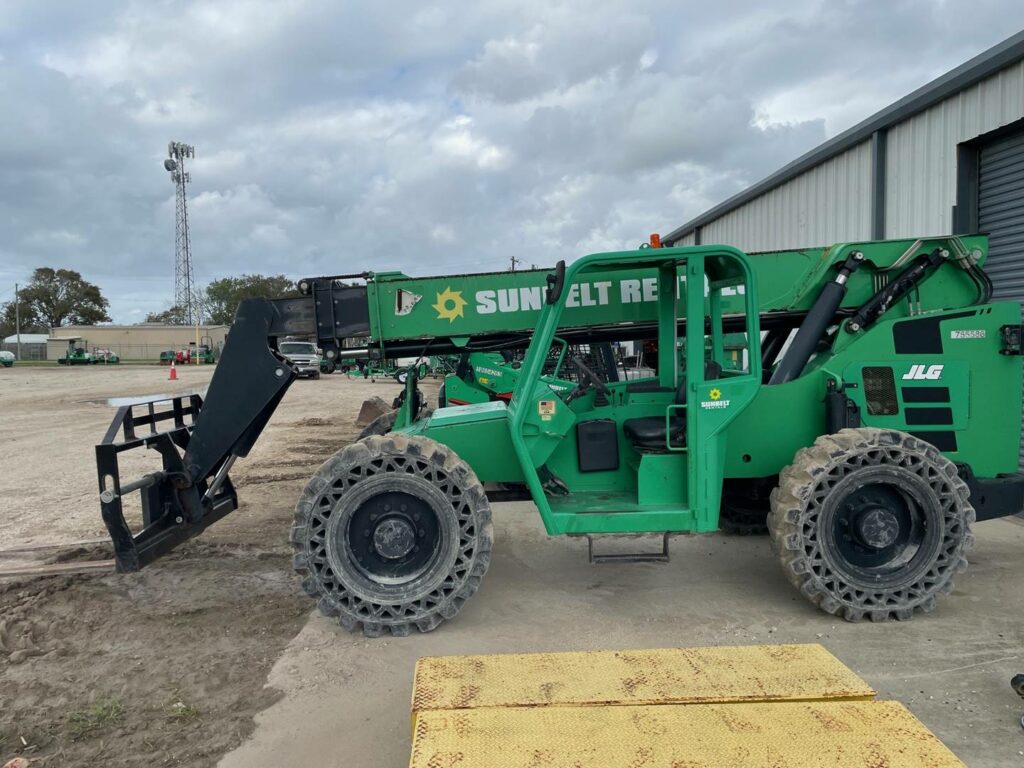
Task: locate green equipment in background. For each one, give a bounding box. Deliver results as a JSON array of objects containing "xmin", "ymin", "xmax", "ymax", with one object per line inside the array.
[{"xmin": 57, "ymin": 338, "xmax": 96, "ymax": 365}]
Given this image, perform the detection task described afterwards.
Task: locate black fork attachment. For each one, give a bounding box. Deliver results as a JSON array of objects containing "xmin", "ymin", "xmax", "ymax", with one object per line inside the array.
[{"xmin": 96, "ymin": 299, "xmax": 297, "ymax": 572}]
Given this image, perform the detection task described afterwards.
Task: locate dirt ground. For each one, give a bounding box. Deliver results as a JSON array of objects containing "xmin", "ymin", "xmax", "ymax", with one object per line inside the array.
[
  {"xmin": 0, "ymin": 364, "xmax": 421, "ymax": 767},
  {"xmin": 2, "ymin": 365, "xmax": 1024, "ymax": 768}
]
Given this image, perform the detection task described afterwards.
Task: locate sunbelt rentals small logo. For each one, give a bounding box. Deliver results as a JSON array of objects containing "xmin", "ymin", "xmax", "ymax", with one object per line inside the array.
[
  {"xmin": 701, "ymin": 387, "xmax": 730, "ymax": 410},
  {"xmin": 902, "ymin": 364, "xmax": 944, "ymax": 381},
  {"xmin": 433, "ymin": 287, "xmax": 467, "ymax": 322}
]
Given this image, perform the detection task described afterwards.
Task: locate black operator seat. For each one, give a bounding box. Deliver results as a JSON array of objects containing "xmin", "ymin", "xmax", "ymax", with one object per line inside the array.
[{"xmin": 623, "ymin": 361, "xmax": 722, "ymax": 451}]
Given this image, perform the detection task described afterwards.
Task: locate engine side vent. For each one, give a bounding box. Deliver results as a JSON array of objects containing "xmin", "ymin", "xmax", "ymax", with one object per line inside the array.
[{"xmin": 863, "ymin": 366, "xmax": 898, "ymax": 416}]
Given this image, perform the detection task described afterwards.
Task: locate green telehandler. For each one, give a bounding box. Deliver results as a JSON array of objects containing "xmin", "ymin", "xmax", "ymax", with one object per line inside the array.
[{"xmin": 96, "ymin": 234, "xmax": 1024, "ymax": 637}]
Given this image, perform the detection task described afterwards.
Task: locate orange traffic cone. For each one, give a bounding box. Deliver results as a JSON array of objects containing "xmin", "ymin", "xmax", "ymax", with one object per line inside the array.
[{"xmin": 169, "ymin": 360, "xmax": 178, "ymax": 381}]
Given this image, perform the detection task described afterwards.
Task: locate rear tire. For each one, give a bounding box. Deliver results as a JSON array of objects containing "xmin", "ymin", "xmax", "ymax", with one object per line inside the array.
[
  {"xmin": 358, "ymin": 409, "xmax": 398, "ymax": 440},
  {"xmin": 719, "ymin": 478, "xmax": 775, "ymax": 535},
  {"xmin": 357, "ymin": 404, "xmax": 434, "ymax": 440},
  {"xmin": 291, "ymin": 434, "xmax": 493, "ymax": 637},
  {"xmin": 769, "ymin": 428, "xmax": 974, "ymax": 622}
]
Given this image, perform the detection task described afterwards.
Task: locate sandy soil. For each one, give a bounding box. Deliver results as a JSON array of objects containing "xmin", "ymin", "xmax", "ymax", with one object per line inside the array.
[{"xmin": 0, "ymin": 364, "xmax": 435, "ymax": 767}]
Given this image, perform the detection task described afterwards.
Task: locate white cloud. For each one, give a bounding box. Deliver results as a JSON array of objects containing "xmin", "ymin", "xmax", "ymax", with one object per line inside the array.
[
  {"xmin": 0, "ymin": 0, "xmax": 1022, "ymax": 322},
  {"xmin": 432, "ymin": 116, "xmax": 511, "ymax": 170}
]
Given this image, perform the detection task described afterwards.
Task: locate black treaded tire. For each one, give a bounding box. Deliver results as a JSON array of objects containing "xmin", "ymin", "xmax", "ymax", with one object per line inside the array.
[
  {"xmin": 719, "ymin": 502, "xmax": 768, "ymax": 535},
  {"xmin": 358, "ymin": 409, "xmax": 398, "ymax": 440},
  {"xmin": 357, "ymin": 407, "xmax": 434, "ymax": 440},
  {"xmin": 768, "ymin": 428, "xmax": 974, "ymax": 622},
  {"xmin": 719, "ymin": 478, "xmax": 775, "ymax": 535},
  {"xmin": 291, "ymin": 433, "xmax": 493, "ymax": 637}
]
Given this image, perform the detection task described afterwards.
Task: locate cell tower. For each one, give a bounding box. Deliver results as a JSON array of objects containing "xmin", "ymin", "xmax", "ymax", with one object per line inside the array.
[{"xmin": 164, "ymin": 142, "xmax": 201, "ymax": 324}]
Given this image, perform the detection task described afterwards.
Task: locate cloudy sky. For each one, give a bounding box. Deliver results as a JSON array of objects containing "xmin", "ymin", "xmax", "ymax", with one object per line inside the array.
[{"xmin": 1, "ymin": 1, "xmax": 1022, "ymax": 323}]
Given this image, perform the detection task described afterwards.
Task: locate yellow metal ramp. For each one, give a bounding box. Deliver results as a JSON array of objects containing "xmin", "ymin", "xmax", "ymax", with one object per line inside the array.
[
  {"xmin": 412, "ymin": 643, "xmax": 874, "ymax": 714},
  {"xmin": 409, "ymin": 644, "xmax": 965, "ymax": 768},
  {"xmin": 410, "ymin": 699, "xmax": 963, "ymax": 767}
]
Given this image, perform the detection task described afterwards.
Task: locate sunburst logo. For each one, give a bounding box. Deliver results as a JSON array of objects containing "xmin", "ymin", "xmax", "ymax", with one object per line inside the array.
[
  {"xmin": 709, "ymin": 387, "xmax": 722, "ymax": 401},
  {"xmin": 433, "ymin": 287, "xmax": 467, "ymax": 322}
]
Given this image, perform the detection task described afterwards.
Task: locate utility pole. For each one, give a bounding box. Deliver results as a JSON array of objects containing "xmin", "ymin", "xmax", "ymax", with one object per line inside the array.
[
  {"xmin": 14, "ymin": 283, "xmax": 20, "ymax": 362},
  {"xmin": 510, "ymin": 255, "xmax": 521, "ymax": 272}
]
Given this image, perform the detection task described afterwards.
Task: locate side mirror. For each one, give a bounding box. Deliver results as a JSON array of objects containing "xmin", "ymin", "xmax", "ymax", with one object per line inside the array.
[{"xmin": 545, "ymin": 260, "xmax": 566, "ymax": 305}]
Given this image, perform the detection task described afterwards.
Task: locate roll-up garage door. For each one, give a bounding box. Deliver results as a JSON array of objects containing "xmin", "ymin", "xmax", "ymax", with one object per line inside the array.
[{"xmin": 978, "ymin": 127, "xmax": 1024, "ymax": 466}]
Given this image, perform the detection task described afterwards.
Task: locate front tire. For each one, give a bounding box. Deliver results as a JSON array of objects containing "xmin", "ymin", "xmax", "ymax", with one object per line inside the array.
[
  {"xmin": 769, "ymin": 428, "xmax": 974, "ymax": 622},
  {"xmin": 291, "ymin": 434, "xmax": 493, "ymax": 637}
]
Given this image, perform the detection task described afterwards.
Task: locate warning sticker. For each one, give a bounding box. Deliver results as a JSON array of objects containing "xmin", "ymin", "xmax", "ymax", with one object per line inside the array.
[{"xmin": 538, "ymin": 400, "xmax": 557, "ymax": 421}]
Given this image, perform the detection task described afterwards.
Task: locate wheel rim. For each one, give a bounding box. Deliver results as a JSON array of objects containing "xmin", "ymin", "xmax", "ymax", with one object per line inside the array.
[
  {"xmin": 811, "ymin": 462, "xmax": 951, "ymax": 596},
  {"xmin": 344, "ymin": 490, "xmax": 441, "ymax": 584},
  {"xmin": 826, "ymin": 478, "xmax": 934, "ymax": 583},
  {"xmin": 321, "ymin": 473, "xmax": 459, "ymax": 602}
]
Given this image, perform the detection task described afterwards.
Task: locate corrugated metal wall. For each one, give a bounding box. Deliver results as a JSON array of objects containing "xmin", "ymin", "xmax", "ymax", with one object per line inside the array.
[
  {"xmin": 886, "ymin": 59, "xmax": 1024, "ymax": 237},
  {"xmin": 700, "ymin": 141, "xmax": 873, "ymax": 251},
  {"xmin": 978, "ymin": 127, "xmax": 1024, "ymax": 466},
  {"xmin": 675, "ymin": 60, "xmax": 1024, "ymax": 250},
  {"xmin": 979, "ymin": 129, "xmax": 1024, "ymax": 299}
]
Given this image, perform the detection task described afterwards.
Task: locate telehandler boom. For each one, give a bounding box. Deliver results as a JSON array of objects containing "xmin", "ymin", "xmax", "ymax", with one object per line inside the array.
[{"xmin": 96, "ymin": 234, "xmax": 1024, "ymax": 635}]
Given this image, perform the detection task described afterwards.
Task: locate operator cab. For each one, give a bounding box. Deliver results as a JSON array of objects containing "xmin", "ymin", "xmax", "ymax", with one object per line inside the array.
[
  {"xmin": 621, "ymin": 360, "xmax": 723, "ymax": 451},
  {"xmin": 503, "ymin": 246, "xmax": 762, "ymax": 536}
]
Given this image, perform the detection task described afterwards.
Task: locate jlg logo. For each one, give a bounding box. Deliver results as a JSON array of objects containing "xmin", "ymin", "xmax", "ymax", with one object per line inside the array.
[{"xmin": 902, "ymin": 364, "xmax": 944, "ymax": 381}]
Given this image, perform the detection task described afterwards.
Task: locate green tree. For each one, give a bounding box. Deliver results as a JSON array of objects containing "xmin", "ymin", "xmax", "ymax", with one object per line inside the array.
[
  {"xmin": 144, "ymin": 305, "xmax": 188, "ymax": 324},
  {"xmin": 19, "ymin": 268, "xmax": 111, "ymax": 327},
  {"xmin": 0, "ymin": 299, "xmax": 45, "ymax": 338},
  {"xmin": 204, "ymin": 274, "xmax": 297, "ymax": 325}
]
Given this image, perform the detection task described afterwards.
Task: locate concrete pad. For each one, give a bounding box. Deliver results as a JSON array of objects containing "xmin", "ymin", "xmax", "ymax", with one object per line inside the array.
[{"xmin": 219, "ymin": 506, "xmax": 1024, "ymax": 768}]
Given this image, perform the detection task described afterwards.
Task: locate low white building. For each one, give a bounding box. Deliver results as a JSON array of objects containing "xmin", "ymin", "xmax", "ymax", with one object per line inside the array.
[{"xmin": 1, "ymin": 333, "xmax": 49, "ymax": 360}]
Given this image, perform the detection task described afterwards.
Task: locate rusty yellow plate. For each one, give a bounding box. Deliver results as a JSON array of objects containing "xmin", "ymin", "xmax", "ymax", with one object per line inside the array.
[
  {"xmin": 412, "ymin": 643, "xmax": 874, "ymax": 716},
  {"xmin": 409, "ymin": 699, "xmax": 965, "ymax": 768}
]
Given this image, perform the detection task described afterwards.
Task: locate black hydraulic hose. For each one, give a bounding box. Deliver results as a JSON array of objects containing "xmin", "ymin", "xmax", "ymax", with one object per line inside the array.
[
  {"xmin": 760, "ymin": 328, "xmax": 789, "ymax": 370},
  {"xmin": 844, "ymin": 248, "xmax": 945, "ymax": 334},
  {"xmin": 769, "ymin": 251, "xmax": 865, "ymax": 385},
  {"xmin": 970, "ymin": 263, "xmax": 993, "ymax": 304}
]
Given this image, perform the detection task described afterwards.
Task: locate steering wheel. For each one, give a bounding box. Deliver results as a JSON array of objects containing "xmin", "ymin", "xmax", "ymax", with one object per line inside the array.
[{"xmin": 564, "ymin": 357, "xmax": 612, "ymax": 404}]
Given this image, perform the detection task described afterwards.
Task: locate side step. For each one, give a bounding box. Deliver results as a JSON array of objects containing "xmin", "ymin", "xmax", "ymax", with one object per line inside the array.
[{"xmin": 586, "ymin": 532, "xmax": 671, "ymax": 564}]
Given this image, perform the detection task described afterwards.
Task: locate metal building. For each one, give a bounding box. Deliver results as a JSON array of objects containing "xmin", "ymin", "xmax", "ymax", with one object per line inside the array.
[
  {"xmin": 663, "ymin": 30, "xmax": 1024, "ymax": 310},
  {"xmin": 47, "ymin": 324, "xmax": 228, "ymax": 362}
]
